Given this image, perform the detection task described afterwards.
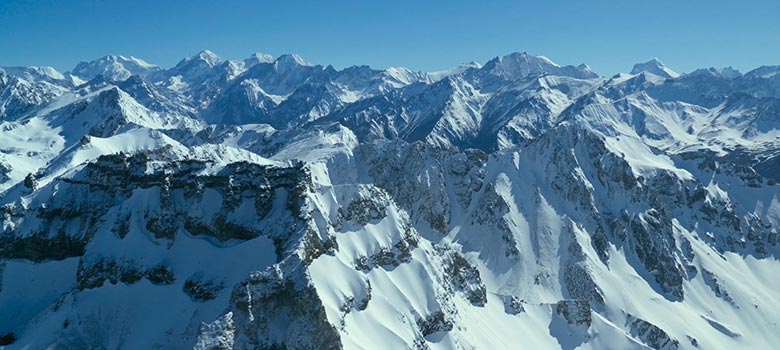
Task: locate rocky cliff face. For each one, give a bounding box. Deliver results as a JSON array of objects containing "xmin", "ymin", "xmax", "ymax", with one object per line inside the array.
[{"xmin": 2, "ymin": 52, "xmax": 780, "ymax": 350}]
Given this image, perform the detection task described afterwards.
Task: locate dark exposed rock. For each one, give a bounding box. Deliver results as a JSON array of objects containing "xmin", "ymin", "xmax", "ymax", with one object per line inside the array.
[
  {"xmin": 76, "ymin": 258, "xmax": 176, "ymax": 290},
  {"xmin": 0, "ymin": 163, "xmax": 11, "ymax": 183},
  {"xmin": 23, "ymin": 173, "xmax": 38, "ymax": 190},
  {"xmin": 194, "ymin": 215, "xmax": 263, "ymax": 242},
  {"xmin": 0, "ymin": 332, "xmax": 15, "ymax": 346},
  {"xmin": 563, "ymin": 224, "xmax": 605, "ymax": 306},
  {"xmin": 338, "ymin": 195, "xmax": 386, "ymax": 225},
  {"xmin": 590, "ymin": 224, "xmax": 611, "ymax": 264},
  {"xmin": 194, "ymin": 312, "xmax": 236, "ymax": 350},
  {"xmin": 416, "ymin": 310, "xmax": 453, "ymax": 337},
  {"xmin": 184, "ymin": 275, "xmax": 225, "ymax": 301},
  {"xmin": 359, "ymin": 142, "xmax": 455, "ymax": 234},
  {"xmin": 354, "ymin": 228, "xmax": 418, "ymax": 271},
  {"xmin": 112, "ymin": 213, "xmax": 131, "ymax": 239},
  {"xmin": 564, "ymin": 261, "xmax": 604, "ymax": 306},
  {"xmin": 145, "ymin": 264, "xmax": 176, "ymax": 285},
  {"xmin": 301, "ymin": 229, "xmax": 338, "ymax": 266},
  {"xmin": 145, "ymin": 215, "xmax": 176, "ymax": 240},
  {"xmin": 626, "ymin": 314, "xmax": 679, "ymax": 350},
  {"xmin": 688, "ymin": 335, "xmax": 699, "ymax": 348},
  {"xmin": 412, "ymin": 336, "xmax": 430, "ymax": 350},
  {"xmin": 500, "ymin": 295, "xmax": 526, "ymax": 315},
  {"xmin": 0, "ymin": 231, "xmax": 88, "ymax": 262},
  {"xmin": 76, "ymin": 257, "xmax": 145, "ymax": 290},
  {"xmin": 624, "ymin": 209, "xmax": 685, "ymax": 300},
  {"xmin": 2, "ymin": 152, "xmax": 310, "ymax": 264},
  {"xmin": 438, "ymin": 247, "xmax": 487, "ymax": 306},
  {"xmin": 357, "ymin": 280, "xmax": 371, "ymax": 311},
  {"xmin": 701, "ymin": 268, "xmax": 735, "ymax": 304},
  {"xmin": 337, "ymin": 297, "xmax": 355, "ymax": 329},
  {"xmin": 555, "ymin": 299, "xmax": 591, "ymax": 327},
  {"xmin": 229, "ymin": 266, "xmax": 342, "ymax": 350}
]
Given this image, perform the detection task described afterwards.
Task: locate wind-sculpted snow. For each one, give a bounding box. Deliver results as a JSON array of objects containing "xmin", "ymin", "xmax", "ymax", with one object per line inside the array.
[{"xmin": 1, "ymin": 51, "xmax": 780, "ymax": 349}]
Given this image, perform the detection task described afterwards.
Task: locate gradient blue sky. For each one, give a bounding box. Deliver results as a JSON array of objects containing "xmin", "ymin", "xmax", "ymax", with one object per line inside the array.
[{"xmin": 1, "ymin": 0, "xmax": 778, "ymax": 75}]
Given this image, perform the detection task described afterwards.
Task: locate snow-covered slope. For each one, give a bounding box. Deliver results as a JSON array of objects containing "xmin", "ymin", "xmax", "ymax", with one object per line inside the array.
[
  {"xmin": 481, "ymin": 52, "xmax": 599, "ymax": 81},
  {"xmin": 1, "ymin": 51, "xmax": 780, "ymax": 350},
  {"xmin": 631, "ymin": 58, "xmax": 680, "ymax": 79},
  {"xmin": 70, "ymin": 55, "xmax": 162, "ymax": 82}
]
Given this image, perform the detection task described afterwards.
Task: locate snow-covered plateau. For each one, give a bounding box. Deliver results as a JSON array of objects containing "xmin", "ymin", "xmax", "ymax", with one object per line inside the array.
[{"xmin": 1, "ymin": 51, "xmax": 779, "ymax": 349}]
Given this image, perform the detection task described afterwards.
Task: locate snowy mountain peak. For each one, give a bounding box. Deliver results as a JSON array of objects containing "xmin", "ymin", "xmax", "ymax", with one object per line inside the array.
[
  {"xmin": 3, "ymin": 50, "xmax": 780, "ymax": 350},
  {"xmin": 745, "ymin": 65, "xmax": 780, "ymax": 78},
  {"xmin": 93, "ymin": 55, "xmax": 158, "ymax": 68},
  {"xmin": 382, "ymin": 66, "xmax": 428, "ymax": 86},
  {"xmin": 245, "ymin": 52, "xmax": 275, "ymax": 65},
  {"xmin": 2, "ymin": 66, "xmax": 66, "ymax": 82},
  {"xmin": 165, "ymin": 50, "xmax": 226, "ymax": 86},
  {"xmin": 462, "ymin": 61, "xmax": 482, "ymax": 69},
  {"xmin": 70, "ymin": 55, "xmax": 162, "ymax": 81},
  {"xmin": 482, "ymin": 52, "xmax": 598, "ymax": 80},
  {"xmin": 274, "ymin": 53, "xmax": 312, "ymax": 67},
  {"xmin": 577, "ymin": 63, "xmax": 592, "ymax": 71},
  {"xmin": 483, "ymin": 52, "xmax": 554, "ymax": 79},
  {"xmin": 192, "ymin": 50, "xmax": 222, "ymax": 67},
  {"xmin": 427, "ymin": 61, "xmax": 482, "ymax": 81},
  {"xmin": 120, "ymin": 55, "xmax": 158, "ymax": 69},
  {"xmin": 689, "ymin": 66, "xmax": 742, "ymax": 79},
  {"xmin": 496, "ymin": 52, "xmax": 559, "ymax": 68},
  {"xmin": 630, "ymin": 58, "xmax": 680, "ymax": 78}
]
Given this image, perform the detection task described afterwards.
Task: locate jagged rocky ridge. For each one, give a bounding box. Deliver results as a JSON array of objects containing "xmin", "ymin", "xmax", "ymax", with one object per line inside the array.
[{"xmin": 1, "ymin": 52, "xmax": 780, "ymax": 349}]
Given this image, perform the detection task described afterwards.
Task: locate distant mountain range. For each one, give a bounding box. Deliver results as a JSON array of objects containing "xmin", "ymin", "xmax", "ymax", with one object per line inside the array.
[{"xmin": 1, "ymin": 50, "xmax": 779, "ymax": 350}]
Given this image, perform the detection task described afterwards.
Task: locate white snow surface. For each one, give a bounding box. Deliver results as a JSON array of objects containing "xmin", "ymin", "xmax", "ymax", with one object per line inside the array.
[
  {"xmin": 631, "ymin": 58, "xmax": 680, "ymax": 79},
  {"xmin": 1, "ymin": 51, "xmax": 780, "ymax": 350}
]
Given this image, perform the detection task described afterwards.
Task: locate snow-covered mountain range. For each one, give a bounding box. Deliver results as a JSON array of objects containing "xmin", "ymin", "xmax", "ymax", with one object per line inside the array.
[{"xmin": 1, "ymin": 51, "xmax": 779, "ymax": 350}]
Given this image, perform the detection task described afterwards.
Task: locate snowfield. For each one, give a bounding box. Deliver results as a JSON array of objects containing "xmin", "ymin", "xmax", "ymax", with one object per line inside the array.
[{"xmin": 1, "ymin": 52, "xmax": 780, "ymax": 350}]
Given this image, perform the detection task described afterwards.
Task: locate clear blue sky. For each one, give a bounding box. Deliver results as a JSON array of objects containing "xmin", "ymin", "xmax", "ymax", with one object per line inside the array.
[{"xmin": 1, "ymin": 0, "xmax": 778, "ymax": 75}]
